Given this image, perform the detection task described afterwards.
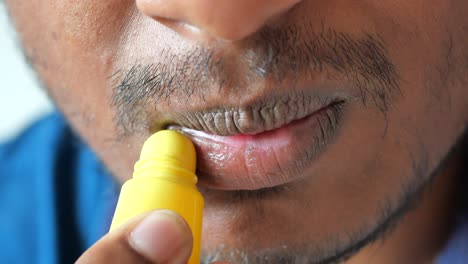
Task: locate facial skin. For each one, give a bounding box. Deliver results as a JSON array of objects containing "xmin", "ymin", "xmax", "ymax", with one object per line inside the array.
[{"xmin": 5, "ymin": 0, "xmax": 468, "ymax": 263}]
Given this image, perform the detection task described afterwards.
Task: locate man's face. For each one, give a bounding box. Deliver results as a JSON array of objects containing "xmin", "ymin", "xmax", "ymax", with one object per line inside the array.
[{"xmin": 6, "ymin": 0, "xmax": 468, "ymax": 262}]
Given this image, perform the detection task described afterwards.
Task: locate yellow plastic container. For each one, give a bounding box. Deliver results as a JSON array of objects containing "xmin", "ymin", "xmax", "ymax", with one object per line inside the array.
[{"xmin": 110, "ymin": 130, "xmax": 204, "ymax": 264}]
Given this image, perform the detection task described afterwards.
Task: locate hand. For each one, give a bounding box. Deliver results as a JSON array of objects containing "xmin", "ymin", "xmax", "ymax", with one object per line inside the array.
[{"xmin": 76, "ymin": 210, "xmax": 193, "ymax": 264}]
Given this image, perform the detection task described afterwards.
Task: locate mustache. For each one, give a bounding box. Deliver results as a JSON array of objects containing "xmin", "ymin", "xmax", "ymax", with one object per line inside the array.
[{"xmin": 110, "ymin": 25, "xmax": 401, "ymax": 134}]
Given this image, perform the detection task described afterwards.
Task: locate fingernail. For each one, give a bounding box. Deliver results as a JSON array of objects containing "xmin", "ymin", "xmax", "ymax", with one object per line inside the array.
[{"xmin": 129, "ymin": 210, "xmax": 192, "ymax": 263}]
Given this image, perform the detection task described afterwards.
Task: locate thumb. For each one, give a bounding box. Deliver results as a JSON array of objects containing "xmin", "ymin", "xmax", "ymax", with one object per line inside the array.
[{"xmin": 76, "ymin": 210, "xmax": 193, "ymax": 264}]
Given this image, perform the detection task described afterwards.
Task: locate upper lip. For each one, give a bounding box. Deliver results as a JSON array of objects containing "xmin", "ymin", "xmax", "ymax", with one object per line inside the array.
[{"xmin": 163, "ymin": 91, "xmax": 341, "ymax": 136}]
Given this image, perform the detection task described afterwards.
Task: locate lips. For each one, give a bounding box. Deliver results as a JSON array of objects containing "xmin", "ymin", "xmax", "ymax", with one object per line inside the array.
[
  {"xmin": 169, "ymin": 94, "xmax": 337, "ymax": 136},
  {"xmin": 167, "ymin": 94, "xmax": 346, "ymax": 190}
]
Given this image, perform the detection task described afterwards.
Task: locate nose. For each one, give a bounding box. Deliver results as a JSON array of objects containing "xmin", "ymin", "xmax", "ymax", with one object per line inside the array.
[{"xmin": 136, "ymin": 0, "xmax": 301, "ymax": 41}]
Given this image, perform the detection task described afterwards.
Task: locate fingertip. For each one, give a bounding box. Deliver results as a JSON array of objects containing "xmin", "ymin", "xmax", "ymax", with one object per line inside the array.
[{"xmin": 129, "ymin": 210, "xmax": 193, "ymax": 263}]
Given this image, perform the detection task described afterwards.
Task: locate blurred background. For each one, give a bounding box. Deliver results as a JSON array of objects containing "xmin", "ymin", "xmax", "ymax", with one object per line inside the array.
[{"xmin": 0, "ymin": 4, "xmax": 53, "ymax": 143}]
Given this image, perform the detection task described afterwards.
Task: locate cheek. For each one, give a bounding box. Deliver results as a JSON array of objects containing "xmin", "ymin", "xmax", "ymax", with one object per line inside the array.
[
  {"xmin": 7, "ymin": 0, "xmax": 134, "ymax": 112},
  {"xmin": 6, "ymin": 0, "xmax": 145, "ymax": 179},
  {"xmin": 370, "ymin": 1, "xmax": 467, "ymax": 161}
]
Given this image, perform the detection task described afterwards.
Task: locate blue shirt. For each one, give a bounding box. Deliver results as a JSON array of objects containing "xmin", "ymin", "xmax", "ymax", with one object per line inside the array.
[
  {"xmin": 0, "ymin": 113, "xmax": 118, "ymax": 264},
  {"xmin": 0, "ymin": 113, "xmax": 466, "ymax": 263}
]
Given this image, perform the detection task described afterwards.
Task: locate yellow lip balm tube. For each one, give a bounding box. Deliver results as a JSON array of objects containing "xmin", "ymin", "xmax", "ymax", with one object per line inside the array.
[{"xmin": 109, "ymin": 130, "xmax": 204, "ymax": 264}]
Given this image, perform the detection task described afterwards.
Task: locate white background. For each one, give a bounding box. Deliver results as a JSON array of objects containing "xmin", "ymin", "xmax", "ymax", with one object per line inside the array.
[{"xmin": 0, "ymin": 4, "xmax": 52, "ymax": 142}]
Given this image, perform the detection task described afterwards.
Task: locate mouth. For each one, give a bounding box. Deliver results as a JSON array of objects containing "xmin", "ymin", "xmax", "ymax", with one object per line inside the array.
[{"xmin": 166, "ymin": 93, "xmax": 347, "ymax": 190}]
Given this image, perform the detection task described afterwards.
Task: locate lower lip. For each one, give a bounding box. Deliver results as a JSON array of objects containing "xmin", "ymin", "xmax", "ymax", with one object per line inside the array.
[{"xmin": 178, "ymin": 103, "xmax": 343, "ymax": 190}]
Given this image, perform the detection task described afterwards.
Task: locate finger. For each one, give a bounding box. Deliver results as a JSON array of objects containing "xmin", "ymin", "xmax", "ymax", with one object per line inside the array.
[{"xmin": 76, "ymin": 210, "xmax": 193, "ymax": 264}]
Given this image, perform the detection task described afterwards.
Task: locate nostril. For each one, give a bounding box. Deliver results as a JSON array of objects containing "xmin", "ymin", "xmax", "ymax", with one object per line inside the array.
[
  {"xmin": 181, "ymin": 23, "xmax": 202, "ymax": 35},
  {"xmin": 136, "ymin": 0, "xmax": 177, "ymax": 19},
  {"xmin": 136, "ymin": 0, "xmax": 219, "ymax": 41},
  {"xmin": 136, "ymin": 0, "xmax": 304, "ymax": 41},
  {"xmin": 155, "ymin": 17, "xmax": 205, "ymax": 39}
]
